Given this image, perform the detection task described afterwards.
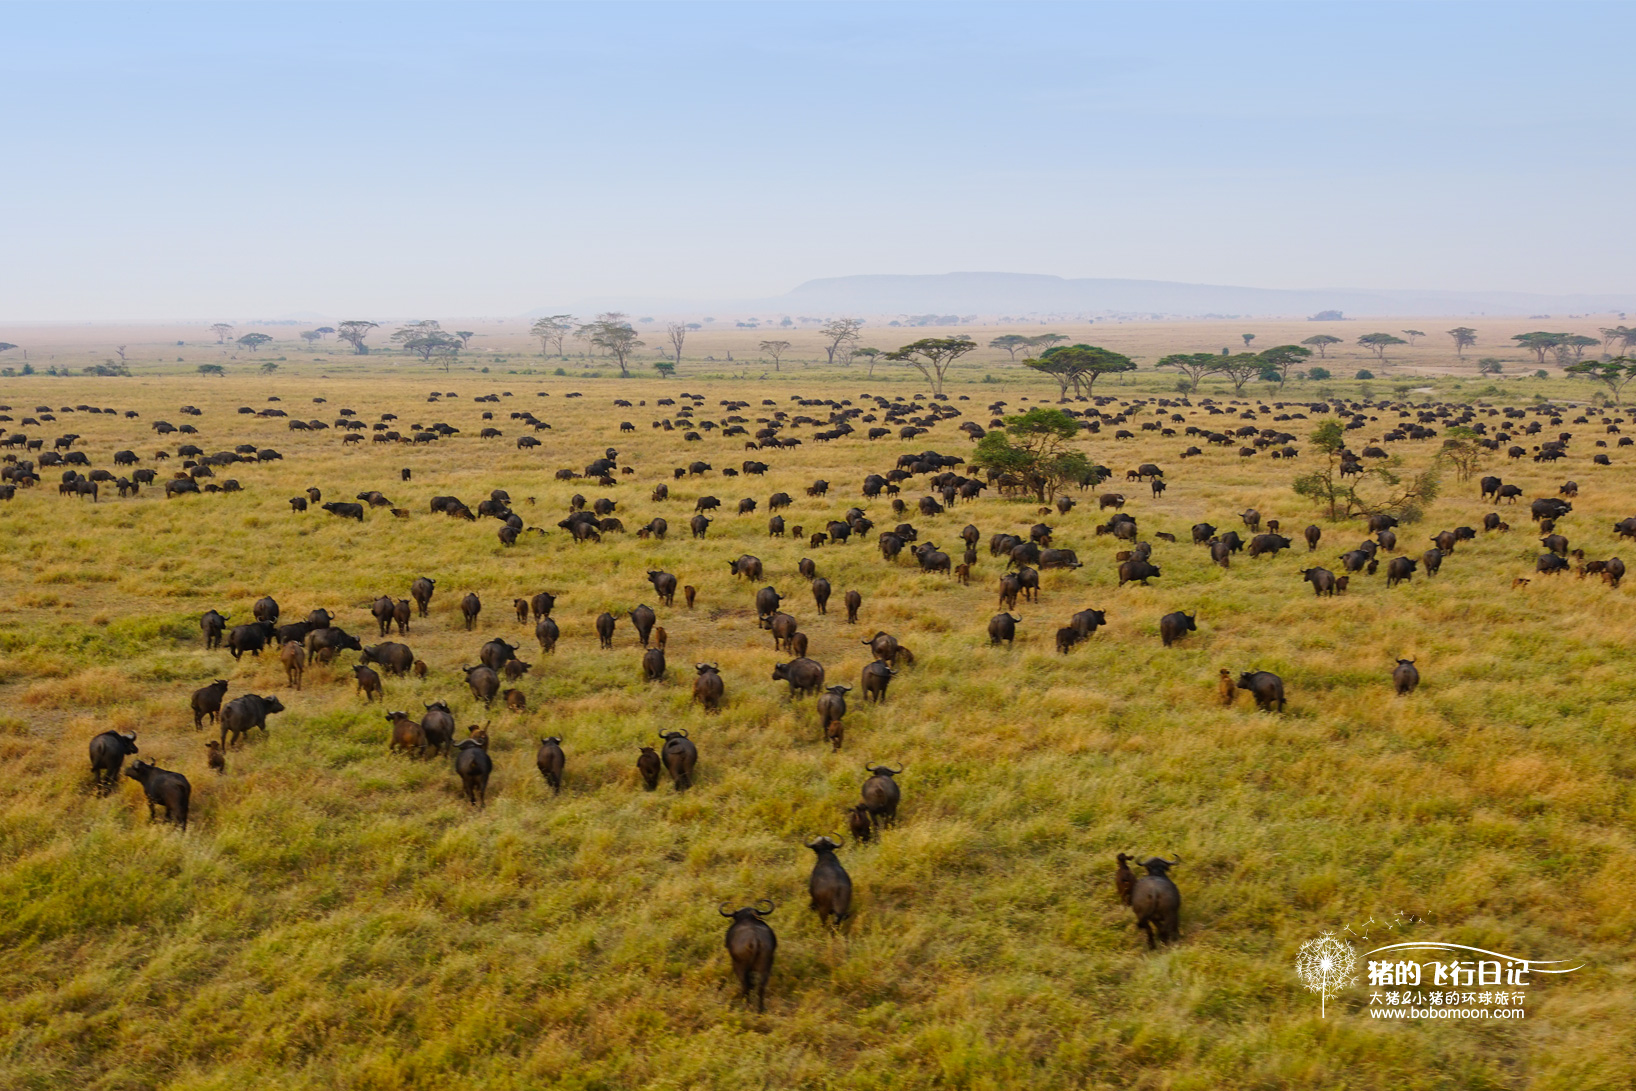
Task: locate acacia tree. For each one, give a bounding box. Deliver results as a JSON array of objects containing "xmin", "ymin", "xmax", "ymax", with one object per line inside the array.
[
  {"xmin": 336, "ymin": 320, "xmax": 378, "ymax": 355},
  {"xmin": 1294, "ymin": 419, "xmax": 1440, "ymax": 522},
  {"xmin": 314, "ymin": 326, "xmax": 335, "ymax": 339},
  {"xmin": 586, "ymin": 313, "xmax": 643, "ymax": 376},
  {"xmin": 1478, "ymin": 357, "xmax": 1503, "ymax": 375},
  {"xmin": 989, "ymin": 334, "xmax": 1031, "ymax": 361},
  {"xmin": 454, "ymin": 331, "xmax": 474, "ymax": 347},
  {"xmin": 209, "ymin": 323, "xmax": 233, "ymax": 344},
  {"xmin": 401, "ymin": 332, "xmax": 460, "ymax": 363},
  {"xmin": 1439, "ymin": 426, "xmax": 1486, "ymax": 481},
  {"xmin": 852, "ymin": 347, "xmax": 882, "ymax": 377},
  {"xmin": 653, "ymin": 360, "xmax": 676, "ymax": 379},
  {"xmin": 1026, "ymin": 354, "xmax": 1082, "ymax": 401},
  {"xmin": 260, "ymin": 361, "xmax": 280, "ymax": 375},
  {"xmin": 300, "ymin": 330, "xmax": 322, "ymax": 347},
  {"xmin": 1241, "ymin": 333, "xmax": 1256, "ymax": 349},
  {"xmin": 236, "ymin": 333, "xmax": 272, "ymax": 353},
  {"xmin": 1599, "ymin": 325, "xmax": 1636, "ymax": 355},
  {"xmin": 1027, "ymin": 333, "xmax": 1068, "ymax": 356},
  {"xmin": 1567, "ymin": 357, "xmax": 1636, "ymax": 403},
  {"xmin": 1301, "ymin": 334, "xmax": 1341, "ymax": 358},
  {"xmin": 1511, "ymin": 331, "xmax": 1568, "ymax": 366},
  {"xmin": 759, "ymin": 339, "xmax": 791, "ymax": 372},
  {"xmin": 1447, "ymin": 327, "xmax": 1477, "ymax": 357},
  {"xmin": 1027, "ymin": 344, "xmax": 1135, "ymax": 400},
  {"xmin": 198, "ymin": 363, "xmax": 226, "ymax": 377},
  {"xmin": 0, "ymin": 342, "xmax": 16, "ymax": 355},
  {"xmin": 818, "ymin": 317, "xmax": 863, "ymax": 366},
  {"xmin": 884, "ymin": 336, "xmax": 978, "ymax": 396},
  {"xmin": 1561, "ymin": 334, "xmax": 1599, "ymax": 361},
  {"xmin": 1215, "ymin": 352, "xmax": 1270, "ymax": 394},
  {"xmin": 1357, "ymin": 333, "xmax": 1407, "ymax": 360},
  {"xmin": 1401, "ymin": 329, "xmax": 1426, "ymax": 345},
  {"xmin": 531, "ymin": 314, "xmax": 575, "ymax": 358},
  {"xmin": 392, "ymin": 320, "xmax": 441, "ymax": 350},
  {"xmin": 666, "ymin": 322, "xmax": 689, "ymax": 367},
  {"xmin": 969, "ymin": 407, "xmax": 1092, "ymax": 502},
  {"xmin": 1258, "ymin": 344, "xmax": 1313, "ymax": 388},
  {"xmin": 1156, "ymin": 352, "xmax": 1220, "ymax": 392},
  {"xmin": 429, "ymin": 342, "xmax": 460, "ymax": 372}
]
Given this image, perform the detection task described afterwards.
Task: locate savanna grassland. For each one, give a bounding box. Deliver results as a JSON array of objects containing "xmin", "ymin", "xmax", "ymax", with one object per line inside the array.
[{"xmin": 1, "ymin": 335, "xmax": 1634, "ymax": 1091}]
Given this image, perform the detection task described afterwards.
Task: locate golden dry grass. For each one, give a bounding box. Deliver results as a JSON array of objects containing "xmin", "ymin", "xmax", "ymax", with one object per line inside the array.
[{"xmin": 0, "ymin": 340, "xmax": 1633, "ymax": 1090}]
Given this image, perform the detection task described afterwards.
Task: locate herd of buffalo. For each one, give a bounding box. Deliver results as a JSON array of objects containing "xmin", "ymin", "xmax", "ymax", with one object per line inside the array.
[{"xmin": 13, "ymin": 380, "xmax": 1628, "ymax": 1010}]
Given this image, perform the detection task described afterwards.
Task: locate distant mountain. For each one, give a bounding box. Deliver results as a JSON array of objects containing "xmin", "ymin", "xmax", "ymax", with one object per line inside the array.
[{"xmin": 777, "ymin": 272, "xmax": 1632, "ymax": 319}]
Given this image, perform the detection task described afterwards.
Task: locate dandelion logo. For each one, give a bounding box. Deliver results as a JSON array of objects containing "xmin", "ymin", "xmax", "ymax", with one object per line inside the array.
[{"xmin": 1295, "ymin": 931, "xmax": 1358, "ymax": 1017}]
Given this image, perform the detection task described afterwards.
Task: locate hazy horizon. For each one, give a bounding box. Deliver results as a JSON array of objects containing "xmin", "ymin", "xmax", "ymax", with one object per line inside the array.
[{"xmin": 4, "ymin": 1, "xmax": 1633, "ymax": 321}]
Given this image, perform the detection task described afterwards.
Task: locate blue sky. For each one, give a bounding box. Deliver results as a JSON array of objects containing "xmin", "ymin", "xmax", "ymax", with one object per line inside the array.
[{"xmin": 1, "ymin": 1, "xmax": 1630, "ymax": 320}]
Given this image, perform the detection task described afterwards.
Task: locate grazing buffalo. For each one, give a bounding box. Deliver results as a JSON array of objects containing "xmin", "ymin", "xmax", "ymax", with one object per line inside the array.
[
  {"xmin": 353, "ymin": 663, "xmax": 383, "ymax": 702},
  {"xmin": 454, "ymin": 729, "xmax": 493, "ymax": 807},
  {"xmin": 648, "ymin": 571, "xmax": 679, "ymax": 605},
  {"xmin": 1158, "ymin": 612, "xmax": 1196, "ymax": 647},
  {"xmin": 304, "ymin": 626, "xmax": 363, "ymax": 664},
  {"xmin": 642, "ymin": 645, "xmax": 666, "ymax": 681},
  {"xmin": 1236, "ymin": 670, "xmax": 1285, "ymax": 712},
  {"xmin": 88, "ymin": 729, "xmax": 139, "ymax": 793},
  {"xmin": 123, "ymin": 760, "xmax": 191, "ymax": 830},
  {"xmin": 220, "ymin": 693, "xmax": 285, "ymax": 749},
  {"xmin": 535, "ymin": 615, "xmax": 559, "ymax": 654},
  {"xmin": 363, "ymin": 642, "xmax": 415, "ymax": 676},
  {"xmin": 1385, "ymin": 556, "xmax": 1417, "ymax": 588},
  {"xmin": 460, "ymin": 592, "xmax": 481, "ymax": 630},
  {"xmin": 658, "ymin": 729, "xmax": 697, "ymax": 789},
  {"xmin": 721, "ymin": 901, "xmax": 778, "ymax": 1012},
  {"xmin": 226, "ymin": 621, "xmax": 276, "ymax": 659},
  {"xmin": 322, "ymin": 501, "xmax": 365, "ymax": 521},
  {"xmin": 371, "ymin": 596, "xmax": 397, "ymax": 636},
  {"xmin": 279, "ymin": 640, "xmax": 305, "ymax": 688},
  {"xmin": 629, "ymin": 604, "xmax": 657, "ymax": 647},
  {"xmin": 420, "ymin": 701, "xmax": 455, "ymax": 755},
  {"xmin": 1130, "ymin": 856, "xmax": 1181, "ymax": 948},
  {"xmin": 860, "ymin": 660, "xmax": 896, "ymax": 704},
  {"xmin": 536, "ymin": 736, "xmax": 565, "ymax": 794},
  {"xmin": 200, "ymin": 609, "xmax": 228, "ymax": 649},
  {"xmin": 1247, "ymin": 533, "xmax": 1292, "ymax": 558},
  {"xmin": 1304, "ymin": 524, "xmax": 1321, "ymax": 551},
  {"xmin": 817, "ymin": 685, "xmax": 850, "ymax": 750},
  {"xmin": 462, "ymin": 664, "xmax": 501, "ymax": 705},
  {"xmin": 860, "ymin": 763, "xmax": 903, "ymax": 828},
  {"xmin": 1118, "ymin": 559, "xmax": 1161, "ymax": 587},
  {"xmin": 987, "ymin": 612, "xmax": 1021, "ymax": 646},
  {"xmin": 760, "ymin": 611, "xmax": 798, "ymax": 652},
  {"xmin": 772, "ymin": 657, "xmax": 825, "ymax": 698},
  {"xmin": 1070, "ymin": 608, "xmax": 1108, "ymax": 638},
  {"xmin": 637, "ymin": 746, "xmax": 662, "ymax": 790},
  {"xmin": 1392, "ymin": 658, "xmax": 1420, "ymax": 695},
  {"xmin": 387, "ymin": 711, "xmax": 427, "ymax": 757},
  {"xmin": 191, "ymin": 679, "xmax": 230, "ymax": 729},
  {"xmin": 411, "ymin": 576, "xmax": 436, "ymax": 617},
  {"xmin": 693, "ymin": 663, "xmax": 725, "ymax": 712},
  {"xmin": 806, "ymin": 837, "xmax": 852, "ymax": 928},
  {"xmin": 1302, "ymin": 568, "xmax": 1337, "ymax": 596}
]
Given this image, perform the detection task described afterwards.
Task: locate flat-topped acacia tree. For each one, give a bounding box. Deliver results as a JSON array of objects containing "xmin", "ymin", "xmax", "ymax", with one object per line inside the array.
[{"xmin": 884, "ymin": 336, "xmax": 978, "ymax": 396}]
